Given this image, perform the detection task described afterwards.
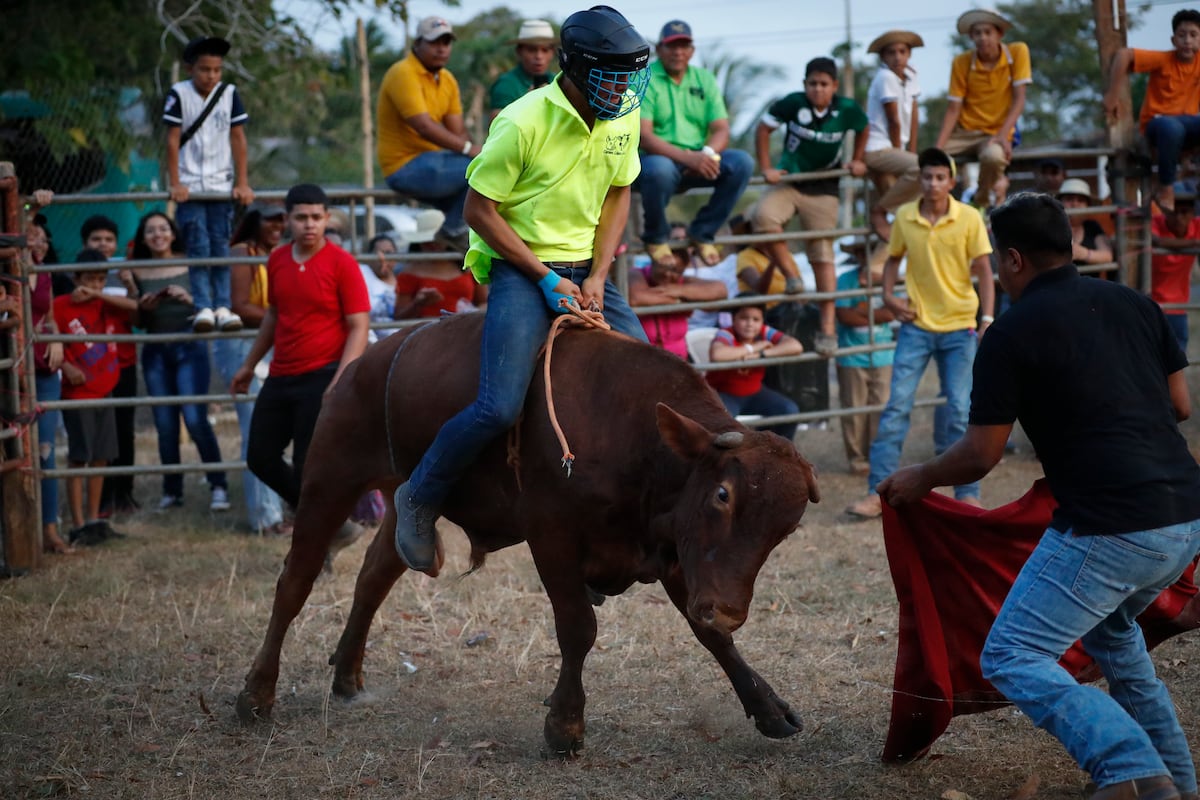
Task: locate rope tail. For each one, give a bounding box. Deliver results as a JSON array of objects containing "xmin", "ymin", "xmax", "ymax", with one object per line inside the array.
[{"xmin": 542, "ymin": 301, "xmax": 610, "ymax": 477}]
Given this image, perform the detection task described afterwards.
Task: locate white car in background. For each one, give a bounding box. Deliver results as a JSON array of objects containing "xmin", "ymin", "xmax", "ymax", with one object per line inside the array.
[{"xmin": 344, "ymin": 204, "xmax": 444, "ymax": 249}]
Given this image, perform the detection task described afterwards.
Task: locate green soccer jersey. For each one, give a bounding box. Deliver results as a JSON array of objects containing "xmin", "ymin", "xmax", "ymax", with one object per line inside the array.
[{"xmin": 763, "ymin": 93, "xmax": 867, "ymax": 188}]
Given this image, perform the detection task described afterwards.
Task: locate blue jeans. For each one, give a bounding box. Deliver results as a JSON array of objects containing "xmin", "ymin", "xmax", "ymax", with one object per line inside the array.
[
  {"xmin": 1145, "ymin": 114, "xmax": 1200, "ymax": 186},
  {"xmin": 718, "ymin": 388, "xmax": 799, "ymax": 442},
  {"xmin": 142, "ymin": 340, "xmax": 227, "ymax": 498},
  {"xmin": 213, "ymin": 337, "xmax": 284, "ymax": 530},
  {"xmin": 36, "ymin": 371, "xmax": 61, "ymax": 526},
  {"xmin": 384, "ymin": 151, "xmax": 472, "ymax": 236},
  {"xmin": 175, "ymin": 200, "xmax": 233, "ymax": 311},
  {"xmin": 636, "ymin": 150, "xmax": 754, "ymax": 244},
  {"xmin": 409, "ymin": 260, "xmax": 648, "ymax": 507},
  {"xmin": 868, "ymin": 324, "xmax": 979, "ymax": 499},
  {"xmin": 981, "ymin": 520, "xmax": 1200, "ymax": 792},
  {"xmin": 1166, "ymin": 313, "xmax": 1189, "ymax": 355}
]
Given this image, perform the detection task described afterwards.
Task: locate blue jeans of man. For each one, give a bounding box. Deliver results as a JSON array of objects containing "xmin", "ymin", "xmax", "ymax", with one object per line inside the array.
[
  {"xmin": 384, "ymin": 151, "xmax": 472, "ymax": 236},
  {"xmin": 175, "ymin": 200, "xmax": 233, "ymax": 311},
  {"xmin": 1145, "ymin": 114, "xmax": 1200, "ymax": 187},
  {"xmin": 213, "ymin": 337, "xmax": 284, "ymax": 531},
  {"xmin": 408, "ymin": 260, "xmax": 649, "ymax": 507},
  {"xmin": 36, "ymin": 371, "xmax": 61, "ymax": 526},
  {"xmin": 867, "ymin": 323, "xmax": 979, "ymax": 499},
  {"xmin": 142, "ymin": 340, "xmax": 227, "ymax": 498},
  {"xmin": 636, "ymin": 150, "xmax": 755, "ymax": 244},
  {"xmin": 718, "ymin": 387, "xmax": 799, "ymax": 442},
  {"xmin": 981, "ymin": 520, "xmax": 1200, "ymax": 792}
]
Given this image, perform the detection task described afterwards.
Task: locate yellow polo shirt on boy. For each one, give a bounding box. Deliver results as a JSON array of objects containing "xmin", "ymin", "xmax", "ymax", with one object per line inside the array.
[
  {"xmin": 377, "ymin": 51, "xmax": 463, "ymax": 176},
  {"xmin": 947, "ymin": 42, "xmax": 1032, "ymax": 138},
  {"xmin": 736, "ymin": 247, "xmax": 785, "ymax": 302},
  {"xmin": 465, "ymin": 75, "xmax": 641, "ymax": 281},
  {"xmin": 888, "ymin": 198, "xmax": 992, "ymax": 333}
]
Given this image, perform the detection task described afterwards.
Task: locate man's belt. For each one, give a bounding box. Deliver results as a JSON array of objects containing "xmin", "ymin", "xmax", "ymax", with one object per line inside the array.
[{"xmin": 544, "ymin": 259, "xmax": 593, "ymax": 269}]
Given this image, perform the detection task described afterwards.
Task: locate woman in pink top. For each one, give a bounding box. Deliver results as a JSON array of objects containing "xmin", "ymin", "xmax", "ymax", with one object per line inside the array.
[{"xmin": 628, "ymin": 238, "xmax": 726, "ymax": 358}]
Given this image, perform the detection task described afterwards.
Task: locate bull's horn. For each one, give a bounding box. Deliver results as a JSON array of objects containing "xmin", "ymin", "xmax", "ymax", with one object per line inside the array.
[{"xmin": 713, "ymin": 431, "xmax": 744, "ymax": 449}]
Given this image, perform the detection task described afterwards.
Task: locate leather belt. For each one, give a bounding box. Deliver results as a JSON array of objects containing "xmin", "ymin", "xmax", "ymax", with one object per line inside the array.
[{"xmin": 545, "ymin": 259, "xmax": 592, "ymax": 269}]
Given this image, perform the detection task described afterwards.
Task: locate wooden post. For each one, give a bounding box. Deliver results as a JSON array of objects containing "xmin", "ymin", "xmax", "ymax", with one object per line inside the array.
[
  {"xmin": 0, "ymin": 162, "xmax": 40, "ymax": 573},
  {"xmin": 358, "ymin": 19, "xmax": 376, "ymax": 243}
]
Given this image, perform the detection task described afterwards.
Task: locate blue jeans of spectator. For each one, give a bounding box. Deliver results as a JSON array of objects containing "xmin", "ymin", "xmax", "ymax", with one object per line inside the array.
[
  {"xmin": 1165, "ymin": 312, "xmax": 1189, "ymax": 355},
  {"xmin": 1145, "ymin": 114, "xmax": 1200, "ymax": 187},
  {"xmin": 868, "ymin": 324, "xmax": 979, "ymax": 499},
  {"xmin": 636, "ymin": 150, "xmax": 755, "ymax": 244},
  {"xmin": 981, "ymin": 520, "xmax": 1200, "ymax": 792},
  {"xmin": 36, "ymin": 371, "xmax": 61, "ymax": 527},
  {"xmin": 176, "ymin": 200, "xmax": 233, "ymax": 311},
  {"xmin": 142, "ymin": 340, "xmax": 227, "ymax": 498},
  {"xmin": 718, "ymin": 387, "xmax": 799, "ymax": 442},
  {"xmin": 213, "ymin": 337, "xmax": 284, "ymax": 531},
  {"xmin": 408, "ymin": 260, "xmax": 648, "ymax": 507},
  {"xmin": 384, "ymin": 151, "xmax": 472, "ymax": 236}
]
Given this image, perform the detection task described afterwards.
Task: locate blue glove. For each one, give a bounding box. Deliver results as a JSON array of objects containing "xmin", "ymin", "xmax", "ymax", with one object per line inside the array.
[{"xmin": 537, "ymin": 270, "xmax": 578, "ymax": 315}]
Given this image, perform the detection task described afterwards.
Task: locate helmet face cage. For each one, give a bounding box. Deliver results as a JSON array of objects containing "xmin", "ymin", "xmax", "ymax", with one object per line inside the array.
[{"xmin": 583, "ymin": 64, "xmax": 649, "ymax": 120}]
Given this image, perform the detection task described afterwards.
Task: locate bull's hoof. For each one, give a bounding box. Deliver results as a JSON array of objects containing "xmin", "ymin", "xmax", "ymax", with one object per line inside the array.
[
  {"xmin": 543, "ymin": 719, "xmax": 585, "ymax": 759},
  {"xmin": 753, "ymin": 703, "xmax": 803, "ymax": 739},
  {"xmin": 235, "ymin": 690, "xmax": 272, "ymax": 725}
]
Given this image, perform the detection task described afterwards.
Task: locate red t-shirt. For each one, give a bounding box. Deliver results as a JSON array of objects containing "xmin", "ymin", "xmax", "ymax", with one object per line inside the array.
[
  {"xmin": 1150, "ymin": 214, "xmax": 1200, "ymax": 313},
  {"xmin": 705, "ymin": 325, "xmax": 785, "ymax": 397},
  {"xmin": 267, "ymin": 242, "xmax": 371, "ymax": 377},
  {"xmin": 52, "ymin": 295, "xmax": 128, "ymax": 399},
  {"xmin": 394, "ymin": 270, "xmax": 478, "ymax": 318}
]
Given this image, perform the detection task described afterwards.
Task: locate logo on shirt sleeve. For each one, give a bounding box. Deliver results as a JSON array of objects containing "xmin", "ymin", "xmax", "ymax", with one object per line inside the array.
[
  {"xmin": 164, "ymin": 95, "xmax": 177, "ymax": 113},
  {"xmin": 604, "ymin": 133, "xmax": 632, "ymax": 156}
]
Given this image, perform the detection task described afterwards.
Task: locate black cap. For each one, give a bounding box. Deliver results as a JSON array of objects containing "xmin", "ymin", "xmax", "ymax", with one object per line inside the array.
[
  {"xmin": 183, "ymin": 36, "xmax": 231, "ymax": 64},
  {"xmin": 1037, "ymin": 157, "xmax": 1065, "ymax": 171}
]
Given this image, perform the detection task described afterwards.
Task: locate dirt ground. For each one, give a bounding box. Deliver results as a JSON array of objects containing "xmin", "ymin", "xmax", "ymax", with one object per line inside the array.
[{"xmin": 3, "ymin": 365, "xmax": 1200, "ymax": 800}]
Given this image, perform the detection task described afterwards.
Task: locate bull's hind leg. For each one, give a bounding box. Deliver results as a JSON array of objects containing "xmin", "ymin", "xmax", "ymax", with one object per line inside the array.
[
  {"xmin": 661, "ymin": 570, "xmax": 802, "ymax": 739},
  {"xmin": 329, "ymin": 499, "xmax": 407, "ymax": 700},
  {"xmin": 236, "ymin": 479, "xmax": 363, "ymax": 724}
]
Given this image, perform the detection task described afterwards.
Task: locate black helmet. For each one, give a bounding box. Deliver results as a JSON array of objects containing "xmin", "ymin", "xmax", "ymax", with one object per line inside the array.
[{"xmin": 558, "ymin": 6, "xmax": 650, "ymax": 120}]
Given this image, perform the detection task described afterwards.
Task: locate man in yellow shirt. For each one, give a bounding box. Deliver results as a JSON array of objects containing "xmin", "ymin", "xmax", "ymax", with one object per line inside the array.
[
  {"xmin": 377, "ymin": 17, "xmax": 481, "ymax": 248},
  {"xmin": 393, "ymin": 6, "xmax": 652, "ymax": 572},
  {"xmin": 935, "ymin": 8, "xmax": 1031, "ymax": 209},
  {"xmin": 847, "ymin": 148, "xmax": 994, "ymax": 519}
]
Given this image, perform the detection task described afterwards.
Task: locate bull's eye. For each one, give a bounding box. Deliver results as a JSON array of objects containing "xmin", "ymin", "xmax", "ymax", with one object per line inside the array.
[{"xmin": 716, "ymin": 486, "xmax": 730, "ymax": 504}]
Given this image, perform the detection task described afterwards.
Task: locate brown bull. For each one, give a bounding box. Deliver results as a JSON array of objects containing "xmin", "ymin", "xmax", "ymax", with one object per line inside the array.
[{"xmin": 236, "ymin": 311, "xmax": 820, "ymax": 755}]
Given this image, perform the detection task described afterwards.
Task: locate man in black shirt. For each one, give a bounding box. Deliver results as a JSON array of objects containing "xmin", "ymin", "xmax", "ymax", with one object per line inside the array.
[{"xmin": 879, "ymin": 192, "xmax": 1200, "ymax": 800}]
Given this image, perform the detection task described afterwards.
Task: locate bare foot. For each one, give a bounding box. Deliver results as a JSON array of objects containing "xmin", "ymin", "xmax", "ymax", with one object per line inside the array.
[{"xmin": 869, "ymin": 206, "xmax": 891, "ymax": 242}]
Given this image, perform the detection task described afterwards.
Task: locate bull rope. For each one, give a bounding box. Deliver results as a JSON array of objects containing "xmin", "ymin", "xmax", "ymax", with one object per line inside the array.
[{"xmin": 542, "ymin": 301, "xmax": 610, "ymax": 477}]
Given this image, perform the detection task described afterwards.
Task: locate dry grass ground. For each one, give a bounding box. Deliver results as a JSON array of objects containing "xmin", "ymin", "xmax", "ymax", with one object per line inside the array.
[{"xmin": 4, "ymin": 368, "xmax": 1200, "ymax": 800}]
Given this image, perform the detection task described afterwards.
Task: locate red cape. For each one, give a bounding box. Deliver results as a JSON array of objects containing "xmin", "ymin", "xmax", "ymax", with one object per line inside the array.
[{"xmin": 881, "ymin": 480, "xmax": 1200, "ymax": 763}]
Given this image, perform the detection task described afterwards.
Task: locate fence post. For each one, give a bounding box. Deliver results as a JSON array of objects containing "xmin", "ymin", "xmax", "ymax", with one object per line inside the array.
[{"xmin": 0, "ymin": 162, "xmax": 41, "ymax": 573}]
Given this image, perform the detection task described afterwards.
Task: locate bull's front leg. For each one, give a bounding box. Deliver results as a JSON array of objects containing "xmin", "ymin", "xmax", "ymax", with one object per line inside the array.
[
  {"xmin": 530, "ymin": 547, "xmax": 597, "ymax": 757},
  {"xmin": 661, "ymin": 569, "xmax": 802, "ymax": 739}
]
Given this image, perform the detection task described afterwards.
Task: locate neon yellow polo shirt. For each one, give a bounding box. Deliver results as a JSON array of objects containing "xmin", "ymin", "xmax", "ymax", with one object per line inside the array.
[
  {"xmin": 888, "ymin": 197, "xmax": 992, "ymax": 333},
  {"xmin": 465, "ymin": 75, "xmax": 641, "ymax": 281},
  {"xmin": 642, "ymin": 61, "xmax": 727, "ymax": 151}
]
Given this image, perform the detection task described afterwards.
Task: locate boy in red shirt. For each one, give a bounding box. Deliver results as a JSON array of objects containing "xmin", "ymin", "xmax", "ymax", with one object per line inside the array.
[
  {"xmin": 230, "ymin": 184, "xmax": 371, "ymax": 510},
  {"xmin": 53, "ymin": 252, "xmax": 138, "ymax": 541},
  {"xmin": 1150, "ymin": 188, "xmax": 1200, "ymax": 351},
  {"xmin": 1105, "ymin": 9, "xmax": 1200, "ymax": 211}
]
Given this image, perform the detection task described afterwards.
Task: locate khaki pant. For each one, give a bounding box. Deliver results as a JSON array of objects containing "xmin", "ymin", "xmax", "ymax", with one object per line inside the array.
[
  {"xmin": 865, "ymin": 149, "xmax": 921, "ymax": 212},
  {"xmin": 751, "ymin": 185, "xmax": 838, "ymax": 264},
  {"xmin": 941, "ymin": 127, "xmax": 1009, "ymax": 206},
  {"xmin": 837, "ymin": 363, "xmax": 892, "ymax": 472}
]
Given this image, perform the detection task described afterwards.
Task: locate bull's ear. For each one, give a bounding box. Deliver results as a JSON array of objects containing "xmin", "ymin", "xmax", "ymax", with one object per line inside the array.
[{"xmin": 656, "ymin": 403, "xmax": 713, "ymax": 459}]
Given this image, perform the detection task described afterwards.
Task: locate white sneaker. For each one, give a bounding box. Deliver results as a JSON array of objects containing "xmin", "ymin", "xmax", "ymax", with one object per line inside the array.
[
  {"xmin": 210, "ymin": 487, "xmax": 231, "ymax": 512},
  {"xmin": 215, "ymin": 307, "xmax": 243, "ymax": 332},
  {"xmin": 193, "ymin": 307, "xmax": 215, "ymax": 332},
  {"xmin": 157, "ymin": 494, "xmax": 182, "ymax": 510}
]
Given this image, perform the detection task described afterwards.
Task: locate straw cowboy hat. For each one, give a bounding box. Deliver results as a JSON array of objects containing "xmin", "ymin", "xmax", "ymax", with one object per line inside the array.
[
  {"xmin": 956, "ymin": 8, "xmax": 1013, "ymax": 35},
  {"xmin": 511, "ymin": 19, "xmax": 556, "ymax": 46},
  {"xmin": 867, "ymin": 30, "xmax": 925, "ymax": 55}
]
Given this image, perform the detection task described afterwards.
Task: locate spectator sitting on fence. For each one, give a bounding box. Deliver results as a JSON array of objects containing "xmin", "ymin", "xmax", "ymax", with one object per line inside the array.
[
  {"xmin": 1032, "ymin": 157, "xmax": 1066, "ymax": 194},
  {"xmin": 130, "ymin": 211, "xmax": 231, "ymax": 513},
  {"xmin": 53, "ymin": 250, "xmax": 137, "ymax": 544},
  {"xmin": 394, "ymin": 209, "xmax": 488, "ymax": 319},
  {"xmin": 377, "ymin": 17, "xmax": 479, "ymax": 251},
  {"xmin": 213, "ymin": 201, "xmax": 288, "ymax": 535},
  {"xmin": 1105, "ymin": 10, "xmax": 1200, "ymax": 213},
  {"xmin": 637, "ymin": 19, "xmax": 754, "ymax": 270},
  {"xmin": 682, "ymin": 218, "xmax": 741, "ymax": 330},
  {"xmin": 835, "ymin": 243, "xmax": 896, "ymax": 476},
  {"xmin": 1058, "ymin": 178, "xmax": 1114, "ymax": 273},
  {"xmin": 846, "ymin": 147, "xmax": 994, "ymax": 519},
  {"xmin": 628, "ymin": 234, "xmax": 727, "ymax": 358},
  {"xmin": 752, "ymin": 56, "xmax": 868, "ymax": 358},
  {"xmin": 934, "ymin": 8, "xmax": 1030, "ymax": 209},
  {"xmin": 1149, "ymin": 183, "xmax": 1200, "ymax": 352},
  {"xmin": 163, "ymin": 36, "xmax": 251, "ymax": 333},
  {"xmin": 706, "ymin": 293, "xmax": 803, "ymax": 441},
  {"xmin": 864, "ymin": 30, "xmax": 924, "ymax": 242},
  {"xmin": 489, "ymin": 19, "xmax": 557, "ymax": 119}
]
